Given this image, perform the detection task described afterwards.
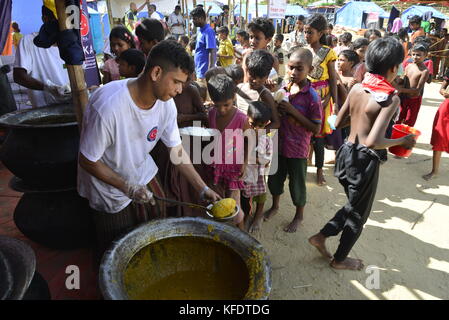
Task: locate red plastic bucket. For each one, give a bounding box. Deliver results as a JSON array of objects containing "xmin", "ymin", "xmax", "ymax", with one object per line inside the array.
[{"xmin": 388, "ymin": 124, "xmax": 421, "ymax": 158}]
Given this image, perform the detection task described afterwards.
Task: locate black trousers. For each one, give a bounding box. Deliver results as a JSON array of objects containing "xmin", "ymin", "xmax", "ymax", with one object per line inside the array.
[
  {"xmin": 312, "ymin": 137, "xmax": 325, "ymax": 169},
  {"xmin": 320, "ymin": 141, "xmax": 380, "ymax": 262}
]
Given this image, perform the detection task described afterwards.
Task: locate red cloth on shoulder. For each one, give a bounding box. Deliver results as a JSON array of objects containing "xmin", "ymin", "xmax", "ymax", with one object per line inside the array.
[{"xmin": 361, "ymin": 72, "xmax": 397, "ymax": 102}]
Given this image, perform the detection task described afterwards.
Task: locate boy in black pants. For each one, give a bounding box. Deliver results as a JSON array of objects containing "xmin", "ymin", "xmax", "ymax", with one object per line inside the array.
[{"xmin": 309, "ymin": 38, "xmax": 416, "ymax": 270}]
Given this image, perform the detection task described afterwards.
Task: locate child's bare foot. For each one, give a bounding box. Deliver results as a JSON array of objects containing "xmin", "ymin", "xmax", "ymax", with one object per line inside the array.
[
  {"xmin": 422, "ymin": 172, "xmax": 438, "ymax": 181},
  {"xmin": 249, "ymin": 218, "xmax": 263, "ymax": 233},
  {"xmin": 283, "ymin": 219, "xmax": 302, "ymax": 233},
  {"xmin": 330, "ymin": 258, "xmax": 364, "ymax": 271},
  {"xmin": 316, "ymin": 169, "xmax": 326, "ymax": 186},
  {"xmin": 308, "ymin": 233, "xmax": 333, "ymax": 260},
  {"xmin": 264, "ymin": 207, "xmax": 279, "ymax": 221}
]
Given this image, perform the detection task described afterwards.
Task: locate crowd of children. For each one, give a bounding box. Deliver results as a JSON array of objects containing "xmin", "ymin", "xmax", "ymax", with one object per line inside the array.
[{"xmin": 94, "ymin": 11, "xmax": 448, "ymax": 271}]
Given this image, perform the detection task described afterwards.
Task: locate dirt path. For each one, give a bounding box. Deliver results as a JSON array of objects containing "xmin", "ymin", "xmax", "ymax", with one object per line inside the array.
[{"xmin": 255, "ymin": 81, "xmax": 449, "ymax": 300}]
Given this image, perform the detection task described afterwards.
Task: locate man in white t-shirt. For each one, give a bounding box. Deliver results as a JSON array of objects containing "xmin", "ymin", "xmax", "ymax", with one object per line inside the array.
[
  {"xmin": 78, "ymin": 40, "xmax": 220, "ymax": 254},
  {"xmin": 168, "ymin": 5, "xmax": 185, "ymax": 40},
  {"xmin": 13, "ymin": 33, "xmax": 70, "ymax": 108}
]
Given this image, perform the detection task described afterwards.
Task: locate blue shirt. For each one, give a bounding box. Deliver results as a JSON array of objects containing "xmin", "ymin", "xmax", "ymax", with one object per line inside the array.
[{"xmin": 194, "ymin": 24, "xmax": 217, "ymax": 79}]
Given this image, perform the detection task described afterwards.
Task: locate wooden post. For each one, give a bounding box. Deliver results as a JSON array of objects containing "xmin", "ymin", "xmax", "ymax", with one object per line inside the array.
[
  {"xmin": 105, "ymin": 0, "xmax": 114, "ymax": 27},
  {"xmin": 186, "ymin": 0, "xmax": 191, "ymax": 37},
  {"xmin": 245, "ymin": 0, "xmax": 249, "ymax": 26},
  {"xmin": 228, "ymin": 0, "xmax": 232, "ymax": 32},
  {"xmin": 256, "ymin": 0, "xmax": 258, "ymax": 18},
  {"xmin": 54, "ymin": 0, "xmax": 87, "ymax": 129},
  {"xmin": 239, "ymin": 0, "xmax": 242, "ymax": 28}
]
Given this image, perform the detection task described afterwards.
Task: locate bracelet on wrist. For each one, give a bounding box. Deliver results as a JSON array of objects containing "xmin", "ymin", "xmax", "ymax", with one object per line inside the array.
[{"xmin": 199, "ymin": 186, "xmax": 209, "ymax": 201}]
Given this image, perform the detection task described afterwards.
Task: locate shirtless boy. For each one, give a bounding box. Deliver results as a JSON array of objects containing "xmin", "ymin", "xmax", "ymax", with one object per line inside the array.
[
  {"xmin": 309, "ymin": 38, "xmax": 416, "ymax": 270},
  {"xmin": 396, "ymin": 42, "xmax": 430, "ymax": 127}
]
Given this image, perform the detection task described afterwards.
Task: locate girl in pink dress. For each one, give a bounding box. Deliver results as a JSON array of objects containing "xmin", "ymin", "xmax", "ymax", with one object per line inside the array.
[
  {"xmin": 207, "ymin": 74, "xmax": 251, "ymax": 229},
  {"xmin": 102, "ymin": 26, "xmax": 135, "ymax": 84}
]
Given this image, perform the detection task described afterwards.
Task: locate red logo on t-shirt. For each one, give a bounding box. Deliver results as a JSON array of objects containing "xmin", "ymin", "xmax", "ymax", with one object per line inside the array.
[{"xmin": 147, "ymin": 127, "xmax": 158, "ymax": 142}]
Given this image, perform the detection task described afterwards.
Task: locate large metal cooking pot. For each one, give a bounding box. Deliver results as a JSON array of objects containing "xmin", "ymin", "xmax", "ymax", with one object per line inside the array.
[
  {"xmin": 0, "ymin": 104, "xmax": 79, "ymax": 188},
  {"xmin": 100, "ymin": 217, "xmax": 271, "ymax": 300}
]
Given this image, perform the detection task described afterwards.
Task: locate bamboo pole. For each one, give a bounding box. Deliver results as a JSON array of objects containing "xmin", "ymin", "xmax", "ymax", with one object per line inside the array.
[
  {"xmin": 239, "ymin": 0, "xmax": 242, "ymax": 28},
  {"xmin": 245, "ymin": 0, "xmax": 249, "ymax": 26},
  {"xmin": 105, "ymin": 0, "xmax": 114, "ymax": 28},
  {"xmin": 228, "ymin": 0, "xmax": 231, "ymax": 31},
  {"xmin": 55, "ymin": 0, "xmax": 87, "ymax": 129},
  {"xmin": 256, "ymin": 0, "xmax": 258, "ymax": 18}
]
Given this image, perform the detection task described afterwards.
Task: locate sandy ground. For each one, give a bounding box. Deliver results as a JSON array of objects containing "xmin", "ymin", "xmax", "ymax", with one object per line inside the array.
[{"xmin": 253, "ymin": 81, "xmax": 449, "ymax": 300}]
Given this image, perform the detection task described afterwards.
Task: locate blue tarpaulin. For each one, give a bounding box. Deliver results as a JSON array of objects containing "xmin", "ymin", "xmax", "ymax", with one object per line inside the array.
[
  {"xmin": 87, "ymin": 7, "xmax": 110, "ymax": 55},
  {"xmin": 11, "ymin": 0, "xmax": 43, "ymax": 35},
  {"xmin": 335, "ymin": 1, "xmax": 389, "ymax": 29},
  {"xmin": 401, "ymin": 5, "xmax": 449, "ymax": 26}
]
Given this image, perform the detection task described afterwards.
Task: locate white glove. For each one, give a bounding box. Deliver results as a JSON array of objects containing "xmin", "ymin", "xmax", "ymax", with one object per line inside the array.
[
  {"xmin": 43, "ymin": 80, "xmax": 71, "ymax": 100},
  {"xmin": 125, "ymin": 183, "xmax": 156, "ymax": 205}
]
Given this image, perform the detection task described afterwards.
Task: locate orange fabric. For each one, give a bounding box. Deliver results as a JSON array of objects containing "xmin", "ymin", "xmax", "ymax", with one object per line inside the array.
[
  {"xmin": 410, "ymin": 28, "xmax": 425, "ymax": 44},
  {"xmin": 1, "ymin": 25, "xmax": 13, "ymax": 56}
]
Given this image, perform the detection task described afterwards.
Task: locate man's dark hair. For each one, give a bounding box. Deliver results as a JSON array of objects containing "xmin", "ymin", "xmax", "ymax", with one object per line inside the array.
[
  {"xmin": 328, "ymin": 24, "xmax": 334, "ymax": 30},
  {"xmin": 222, "ymin": 5, "xmax": 229, "ymax": 11},
  {"xmin": 297, "ymin": 15, "xmax": 305, "ymax": 22},
  {"xmin": 339, "ymin": 50, "xmax": 360, "ymax": 66},
  {"xmin": 248, "ymin": 18, "xmax": 275, "ymax": 40},
  {"xmin": 207, "ymin": 74, "xmax": 236, "ymax": 103},
  {"xmin": 413, "ymin": 35, "xmax": 431, "ymax": 46},
  {"xmin": 247, "ymin": 101, "xmax": 272, "ymax": 125},
  {"xmin": 324, "ymin": 35, "xmax": 333, "ymax": 47},
  {"xmin": 175, "ymin": 5, "xmax": 181, "ymax": 11},
  {"xmin": 352, "ymin": 37, "xmax": 369, "ymax": 50},
  {"xmin": 246, "ymin": 49, "xmax": 275, "ymax": 79},
  {"xmin": 144, "ymin": 40, "xmax": 194, "ymax": 75},
  {"xmin": 397, "ymin": 28, "xmax": 409, "ymax": 42},
  {"xmin": 12, "ymin": 21, "xmax": 20, "ymax": 32},
  {"xmin": 136, "ymin": 19, "xmax": 164, "ymax": 42},
  {"xmin": 412, "ymin": 41, "xmax": 429, "ymax": 53},
  {"xmin": 364, "ymin": 29, "xmax": 382, "ymax": 40},
  {"xmin": 190, "ymin": 6, "xmax": 206, "ymax": 19},
  {"xmin": 365, "ymin": 37, "xmax": 404, "ymax": 76},
  {"xmin": 165, "ymin": 35, "xmax": 177, "ymax": 41},
  {"xmin": 274, "ymin": 34, "xmax": 284, "ymax": 42},
  {"xmin": 236, "ymin": 30, "xmax": 249, "ymax": 41},
  {"xmin": 119, "ymin": 48, "xmax": 146, "ymax": 75},
  {"xmin": 179, "ymin": 35, "xmax": 189, "ymax": 45},
  {"xmin": 217, "ymin": 26, "xmax": 229, "ymax": 36},
  {"xmin": 339, "ymin": 32, "xmax": 352, "ymax": 45},
  {"xmin": 149, "ymin": 4, "xmax": 156, "ymax": 11},
  {"xmin": 224, "ymin": 64, "xmax": 244, "ymax": 83},
  {"xmin": 409, "ymin": 15, "xmax": 422, "ymax": 25},
  {"xmin": 205, "ymin": 66, "xmax": 226, "ymax": 82}
]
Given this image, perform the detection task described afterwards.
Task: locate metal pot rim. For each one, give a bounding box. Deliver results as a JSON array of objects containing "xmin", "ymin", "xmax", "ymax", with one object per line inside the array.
[
  {"xmin": 0, "ymin": 236, "xmax": 36, "ymax": 300},
  {"xmin": 99, "ymin": 217, "xmax": 272, "ymax": 300},
  {"xmin": 0, "ymin": 104, "xmax": 78, "ymax": 129}
]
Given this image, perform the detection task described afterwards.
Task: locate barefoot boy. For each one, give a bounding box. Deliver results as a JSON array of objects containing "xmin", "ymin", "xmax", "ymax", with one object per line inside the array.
[
  {"xmin": 396, "ymin": 42, "xmax": 430, "ymax": 127},
  {"xmin": 309, "ymin": 38, "xmax": 416, "ymax": 270},
  {"xmin": 266, "ymin": 48, "xmax": 322, "ymax": 233}
]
